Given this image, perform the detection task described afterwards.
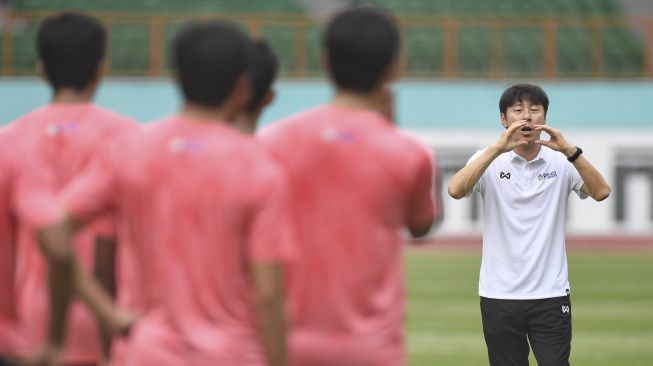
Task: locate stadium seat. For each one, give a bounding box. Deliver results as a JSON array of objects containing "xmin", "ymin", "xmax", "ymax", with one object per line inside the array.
[{"xmin": 3, "ymin": 0, "xmax": 644, "ymax": 78}]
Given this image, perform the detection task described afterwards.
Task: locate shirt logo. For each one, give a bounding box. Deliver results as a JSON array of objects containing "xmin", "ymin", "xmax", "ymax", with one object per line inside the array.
[
  {"xmin": 561, "ymin": 305, "xmax": 570, "ymax": 314},
  {"xmin": 322, "ymin": 128, "xmax": 356, "ymax": 143},
  {"xmin": 168, "ymin": 138, "xmax": 205, "ymax": 153},
  {"xmin": 538, "ymin": 171, "xmax": 558, "ymax": 181},
  {"xmin": 499, "ymin": 172, "xmax": 511, "ymax": 179},
  {"xmin": 46, "ymin": 121, "xmax": 77, "ymax": 136}
]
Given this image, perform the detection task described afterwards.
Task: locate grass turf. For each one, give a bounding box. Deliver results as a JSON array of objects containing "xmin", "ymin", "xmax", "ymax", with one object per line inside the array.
[{"xmin": 406, "ymin": 250, "xmax": 653, "ymax": 365}]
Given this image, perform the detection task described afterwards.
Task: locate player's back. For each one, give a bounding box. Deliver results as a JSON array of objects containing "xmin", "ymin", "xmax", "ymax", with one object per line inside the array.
[
  {"xmin": 10, "ymin": 103, "xmax": 137, "ymax": 363},
  {"xmin": 260, "ymin": 105, "xmax": 433, "ymax": 366},
  {"xmin": 106, "ymin": 116, "xmax": 292, "ymax": 365}
]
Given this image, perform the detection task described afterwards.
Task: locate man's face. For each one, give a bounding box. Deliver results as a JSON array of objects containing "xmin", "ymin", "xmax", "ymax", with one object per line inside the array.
[{"xmin": 501, "ymin": 99, "xmax": 546, "ymax": 144}]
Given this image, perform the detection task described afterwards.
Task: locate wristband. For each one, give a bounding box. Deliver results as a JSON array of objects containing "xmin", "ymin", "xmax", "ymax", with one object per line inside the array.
[{"xmin": 567, "ymin": 146, "xmax": 583, "ymax": 163}]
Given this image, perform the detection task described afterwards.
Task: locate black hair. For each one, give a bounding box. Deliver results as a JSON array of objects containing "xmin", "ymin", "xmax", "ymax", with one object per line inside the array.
[
  {"xmin": 246, "ymin": 39, "xmax": 279, "ymax": 113},
  {"xmin": 323, "ymin": 6, "xmax": 400, "ymax": 93},
  {"xmin": 499, "ymin": 83, "xmax": 549, "ymax": 116},
  {"xmin": 172, "ymin": 21, "xmax": 251, "ymax": 108},
  {"xmin": 37, "ymin": 12, "xmax": 106, "ymax": 91}
]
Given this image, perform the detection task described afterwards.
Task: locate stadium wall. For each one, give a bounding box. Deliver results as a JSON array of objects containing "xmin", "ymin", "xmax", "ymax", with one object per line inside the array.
[{"xmin": 0, "ymin": 78, "xmax": 651, "ymax": 236}]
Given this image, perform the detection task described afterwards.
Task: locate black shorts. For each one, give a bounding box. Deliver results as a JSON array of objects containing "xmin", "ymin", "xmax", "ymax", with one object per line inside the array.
[
  {"xmin": 0, "ymin": 357, "xmax": 16, "ymax": 366},
  {"xmin": 480, "ymin": 295, "xmax": 572, "ymax": 366}
]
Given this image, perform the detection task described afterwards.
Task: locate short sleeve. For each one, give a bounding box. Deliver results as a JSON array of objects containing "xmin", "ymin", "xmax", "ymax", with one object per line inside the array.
[
  {"xmin": 466, "ymin": 148, "xmax": 487, "ymax": 196},
  {"xmin": 406, "ymin": 148, "xmax": 436, "ymax": 228},
  {"xmin": 59, "ymin": 146, "xmax": 120, "ymax": 224},
  {"xmin": 567, "ymin": 162, "xmax": 589, "ymax": 199},
  {"xmin": 247, "ymin": 163, "xmax": 296, "ymax": 263},
  {"xmin": 65, "ymin": 123, "xmax": 138, "ymax": 232},
  {"xmin": 12, "ymin": 164, "xmax": 64, "ymax": 229}
]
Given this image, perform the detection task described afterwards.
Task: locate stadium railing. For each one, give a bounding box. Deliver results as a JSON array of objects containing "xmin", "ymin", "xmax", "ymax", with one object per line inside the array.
[{"xmin": 0, "ymin": 11, "xmax": 651, "ymax": 78}]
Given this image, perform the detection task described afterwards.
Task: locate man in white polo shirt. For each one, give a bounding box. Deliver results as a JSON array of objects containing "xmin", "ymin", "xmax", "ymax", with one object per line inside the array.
[{"xmin": 448, "ymin": 83, "xmax": 610, "ymax": 366}]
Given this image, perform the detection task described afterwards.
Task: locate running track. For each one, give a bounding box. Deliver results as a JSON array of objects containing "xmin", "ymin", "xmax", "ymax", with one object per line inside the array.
[{"xmin": 408, "ymin": 235, "xmax": 653, "ymax": 251}]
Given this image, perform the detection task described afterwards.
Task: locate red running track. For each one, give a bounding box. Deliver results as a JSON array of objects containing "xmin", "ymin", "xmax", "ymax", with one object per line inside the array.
[{"xmin": 408, "ymin": 235, "xmax": 653, "ymax": 251}]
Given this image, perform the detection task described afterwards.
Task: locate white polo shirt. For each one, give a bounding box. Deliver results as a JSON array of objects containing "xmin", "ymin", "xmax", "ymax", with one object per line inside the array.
[{"xmin": 468, "ymin": 146, "xmax": 587, "ymax": 299}]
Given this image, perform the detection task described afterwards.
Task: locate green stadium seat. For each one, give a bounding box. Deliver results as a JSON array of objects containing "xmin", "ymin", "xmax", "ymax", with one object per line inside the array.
[{"xmin": 3, "ymin": 0, "xmax": 645, "ymax": 78}]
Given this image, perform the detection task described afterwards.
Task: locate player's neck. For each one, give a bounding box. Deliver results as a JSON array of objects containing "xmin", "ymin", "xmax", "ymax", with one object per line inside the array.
[
  {"xmin": 515, "ymin": 143, "xmax": 541, "ymax": 162},
  {"xmin": 180, "ymin": 103, "xmax": 235, "ymax": 125},
  {"xmin": 233, "ymin": 114, "xmax": 258, "ymax": 135},
  {"xmin": 51, "ymin": 87, "xmax": 95, "ymax": 104},
  {"xmin": 331, "ymin": 89, "xmax": 385, "ymax": 113}
]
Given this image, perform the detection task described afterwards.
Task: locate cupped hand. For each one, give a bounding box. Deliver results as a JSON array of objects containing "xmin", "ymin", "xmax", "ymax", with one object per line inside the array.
[
  {"xmin": 534, "ymin": 125, "xmax": 575, "ymax": 156},
  {"xmin": 491, "ymin": 120, "xmax": 529, "ymax": 153}
]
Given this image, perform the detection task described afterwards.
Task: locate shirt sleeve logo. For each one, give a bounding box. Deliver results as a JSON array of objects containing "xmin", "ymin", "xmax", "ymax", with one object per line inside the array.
[{"xmin": 499, "ymin": 172, "xmax": 511, "ymax": 179}]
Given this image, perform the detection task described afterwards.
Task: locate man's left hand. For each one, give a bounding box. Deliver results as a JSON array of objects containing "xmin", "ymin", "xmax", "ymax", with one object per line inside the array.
[{"xmin": 534, "ymin": 125, "xmax": 576, "ymax": 157}]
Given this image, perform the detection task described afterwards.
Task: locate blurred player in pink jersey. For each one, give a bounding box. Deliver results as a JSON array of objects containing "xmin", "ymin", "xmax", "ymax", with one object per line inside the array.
[
  {"xmin": 2, "ymin": 12, "xmax": 138, "ymax": 366},
  {"xmin": 235, "ymin": 39, "xmax": 279, "ymax": 134},
  {"xmin": 259, "ymin": 7, "xmax": 440, "ymax": 366},
  {"xmin": 0, "ymin": 125, "xmax": 108, "ymax": 366},
  {"xmin": 39, "ymin": 21, "xmax": 294, "ymax": 366}
]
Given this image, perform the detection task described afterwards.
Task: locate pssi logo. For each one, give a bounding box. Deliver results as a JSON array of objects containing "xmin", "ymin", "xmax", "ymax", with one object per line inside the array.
[{"xmin": 538, "ymin": 171, "xmax": 558, "ymax": 181}]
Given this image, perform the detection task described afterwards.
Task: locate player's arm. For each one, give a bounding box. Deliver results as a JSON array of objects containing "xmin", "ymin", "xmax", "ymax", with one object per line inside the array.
[
  {"xmin": 75, "ymin": 238, "xmax": 134, "ymax": 338},
  {"xmin": 93, "ymin": 235, "xmax": 117, "ymax": 362},
  {"xmin": 12, "ymin": 169, "xmax": 73, "ymax": 365},
  {"xmin": 573, "ymin": 155, "xmax": 611, "ymax": 201},
  {"xmin": 36, "ymin": 154, "xmax": 134, "ymax": 359},
  {"xmin": 408, "ymin": 219, "xmax": 432, "ymax": 238},
  {"xmin": 534, "ymin": 125, "xmax": 610, "ymax": 201},
  {"xmin": 27, "ymin": 217, "xmax": 125, "ymax": 366},
  {"xmin": 39, "ymin": 216, "xmax": 134, "ymax": 337},
  {"xmin": 252, "ymin": 262, "xmax": 287, "ymax": 366},
  {"xmin": 34, "ymin": 217, "xmax": 78, "ymax": 361},
  {"xmin": 448, "ymin": 120, "xmax": 529, "ymax": 199},
  {"xmin": 407, "ymin": 209, "xmax": 434, "ymax": 238},
  {"xmin": 407, "ymin": 152, "xmax": 436, "ymax": 238},
  {"xmin": 248, "ymin": 165, "xmax": 295, "ymax": 366}
]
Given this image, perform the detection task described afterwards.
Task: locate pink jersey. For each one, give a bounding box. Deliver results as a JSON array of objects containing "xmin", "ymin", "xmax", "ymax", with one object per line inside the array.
[
  {"xmin": 8, "ymin": 103, "xmax": 137, "ymax": 364},
  {"xmin": 0, "ymin": 127, "xmax": 24, "ymax": 357},
  {"xmin": 0, "ymin": 123, "xmax": 67, "ymax": 358},
  {"xmin": 60, "ymin": 116, "xmax": 295, "ymax": 365},
  {"xmin": 259, "ymin": 105, "xmax": 437, "ymax": 366}
]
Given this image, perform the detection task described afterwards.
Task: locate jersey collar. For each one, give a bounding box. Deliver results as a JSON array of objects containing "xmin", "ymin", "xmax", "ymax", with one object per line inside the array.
[{"xmin": 508, "ymin": 146, "xmax": 548, "ymax": 164}]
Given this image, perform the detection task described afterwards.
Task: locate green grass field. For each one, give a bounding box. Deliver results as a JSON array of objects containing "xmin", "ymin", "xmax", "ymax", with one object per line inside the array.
[{"xmin": 406, "ymin": 250, "xmax": 653, "ymax": 366}]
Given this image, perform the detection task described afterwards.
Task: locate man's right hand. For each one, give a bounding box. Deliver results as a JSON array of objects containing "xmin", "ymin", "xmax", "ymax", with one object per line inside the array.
[{"xmin": 490, "ymin": 120, "xmax": 529, "ymax": 153}]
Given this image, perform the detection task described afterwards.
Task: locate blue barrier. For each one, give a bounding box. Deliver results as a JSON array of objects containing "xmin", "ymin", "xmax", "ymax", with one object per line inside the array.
[{"xmin": 1, "ymin": 78, "xmax": 652, "ymax": 130}]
